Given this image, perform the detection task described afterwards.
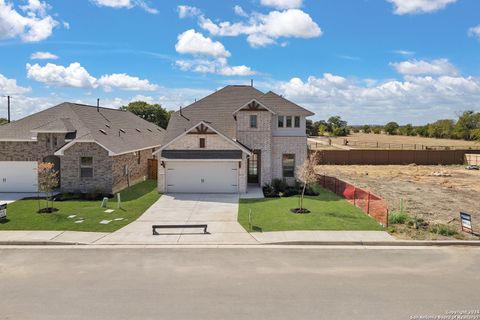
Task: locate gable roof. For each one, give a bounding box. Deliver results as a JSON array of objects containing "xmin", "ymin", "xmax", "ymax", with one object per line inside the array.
[
  {"xmin": 0, "ymin": 102, "xmax": 165, "ymax": 155},
  {"xmin": 155, "ymin": 121, "xmax": 251, "ymax": 156},
  {"xmin": 164, "ymin": 85, "xmax": 314, "ymax": 144}
]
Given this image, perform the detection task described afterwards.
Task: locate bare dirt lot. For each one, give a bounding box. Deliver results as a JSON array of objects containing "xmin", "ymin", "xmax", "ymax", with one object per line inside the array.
[
  {"xmin": 316, "ymin": 165, "xmax": 480, "ymax": 239},
  {"xmin": 309, "ymin": 133, "xmax": 480, "ymax": 150}
]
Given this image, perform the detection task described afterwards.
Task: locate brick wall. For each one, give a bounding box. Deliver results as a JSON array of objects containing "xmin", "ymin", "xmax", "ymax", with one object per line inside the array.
[
  {"xmin": 237, "ymin": 111, "xmax": 273, "ymax": 185},
  {"xmin": 61, "ymin": 142, "xmax": 113, "ymax": 193},
  {"xmin": 0, "ymin": 133, "xmax": 66, "ymax": 162},
  {"xmin": 272, "ymin": 136, "xmax": 308, "ymax": 184},
  {"xmin": 167, "ymin": 133, "xmax": 233, "ymax": 150},
  {"xmin": 112, "ymin": 149, "xmax": 151, "ymax": 193}
]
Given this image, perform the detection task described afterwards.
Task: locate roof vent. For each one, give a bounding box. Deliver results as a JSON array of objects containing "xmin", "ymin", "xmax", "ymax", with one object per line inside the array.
[
  {"xmin": 120, "ymin": 129, "xmax": 126, "ymax": 133},
  {"xmin": 147, "ymin": 128, "xmax": 152, "ymax": 132},
  {"xmin": 157, "ymin": 128, "xmax": 162, "ymax": 132},
  {"xmin": 119, "ymin": 128, "xmax": 126, "ymax": 137},
  {"xmin": 136, "ymin": 128, "xmax": 141, "ymax": 132},
  {"xmin": 105, "ymin": 124, "xmax": 111, "ymax": 128},
  {"xmin": 99, "ymin": 129, "xmax": 107, "ymax": 135}
]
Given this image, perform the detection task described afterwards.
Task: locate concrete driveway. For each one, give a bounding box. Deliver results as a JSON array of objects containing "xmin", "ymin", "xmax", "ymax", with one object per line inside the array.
[
  {"xmin": 97, "ymin": 194, "xmax": 257, "ymax": 244},
  {"xmin": 0, "ymin": 193, "xmax": 38, "ymax": 205}
]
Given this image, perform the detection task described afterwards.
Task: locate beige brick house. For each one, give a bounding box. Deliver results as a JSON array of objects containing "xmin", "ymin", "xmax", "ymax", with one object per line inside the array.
[
  {"xmin": 0, "ymin": 103, "xmax": 164, "ymax": 194},
  {"xmin": 154, "ymin": 85, "xmax": 314, "ymax": 193}
]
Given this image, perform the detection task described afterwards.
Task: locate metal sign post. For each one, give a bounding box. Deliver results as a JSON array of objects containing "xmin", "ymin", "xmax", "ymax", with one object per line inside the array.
[{"xmin": 460, "ymin": 212, "xmax": 473, "ymax": 234}]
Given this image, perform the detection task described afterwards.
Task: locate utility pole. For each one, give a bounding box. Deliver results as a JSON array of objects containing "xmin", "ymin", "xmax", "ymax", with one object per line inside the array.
[{"xmin": 7, "ymin": 95, "xmax": 10, "ymax": 123}]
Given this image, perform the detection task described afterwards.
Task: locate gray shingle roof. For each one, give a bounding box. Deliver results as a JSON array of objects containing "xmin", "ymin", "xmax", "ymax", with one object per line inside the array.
[
  {"xmin": 164, "ymin": 85, "xmax": 314, "ymax": 144},
  {"xmin": 0, "ymin": 102, "xmax": 165, "ymax": 155}
]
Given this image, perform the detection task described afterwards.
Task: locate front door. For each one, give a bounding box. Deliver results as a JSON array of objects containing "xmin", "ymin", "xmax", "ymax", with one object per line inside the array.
[{"xmin": 247, "ymin": 150, "xmax": 261, "ymax": 184}]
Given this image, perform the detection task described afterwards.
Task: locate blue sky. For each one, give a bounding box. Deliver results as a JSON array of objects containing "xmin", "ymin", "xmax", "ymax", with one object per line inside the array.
[{"xmin": 0, "ymin": 0, "xmax": 479, "ymax": 124}]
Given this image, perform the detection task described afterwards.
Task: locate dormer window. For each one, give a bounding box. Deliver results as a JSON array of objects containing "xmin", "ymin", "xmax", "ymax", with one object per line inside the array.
[
  {"xmin": 286, "ymin": 116, "xmax": 292, "ymax": 128},
  {"xmin": 278, "ymin": 116, "xmax": 284, "ymax": 128},
  {"xmin": 294, "ymin": 116, "xmax": 300, "ymax": 128},
  {"xmin": 250, "ymin": 115, "xmax": 257, "ymax": 128},
  {"xmin": 199, "ymin": 138, "xmax": 206, "ymax": 148}
]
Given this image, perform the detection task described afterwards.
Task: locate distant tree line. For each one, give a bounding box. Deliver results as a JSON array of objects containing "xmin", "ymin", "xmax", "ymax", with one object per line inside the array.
[
  {"xmin": 308, "ymin": 111, "xmax": 480, "ymax": 141},
  {"xmin": 306, "ymin": 116, "xmax": 349, "ymax": 137}
]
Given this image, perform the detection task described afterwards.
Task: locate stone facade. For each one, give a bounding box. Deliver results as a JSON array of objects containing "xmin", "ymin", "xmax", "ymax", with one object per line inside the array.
[
  {"xmin": 61, "ymin": 142, "xmax": 113, "ymax": 193},
  {"xmin": 111, "ymin": 149, "xmax": 151, "ymax": 193}
]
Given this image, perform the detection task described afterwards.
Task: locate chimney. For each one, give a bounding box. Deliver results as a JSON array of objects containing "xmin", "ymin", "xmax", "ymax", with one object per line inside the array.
[
  {"xmin": 180, "ymin": 106, "xmax": 183, "ymax": 115},
  {"xmin": 251, "ymin": 79, "xmax": 254, "ymax": 87},
  {"xmin": 7, "ymin": 95, "xmax": 10, "ymax": 123},
  {"xmin": 97, "ymin": 98, "xmax": 100, "ymax": 112}
]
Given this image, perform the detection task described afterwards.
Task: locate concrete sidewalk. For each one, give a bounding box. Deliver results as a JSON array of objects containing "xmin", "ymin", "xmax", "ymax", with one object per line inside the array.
[
  {"xmin": 252, "ymin": 231, "xmax": 395, "ymax": 244},
  {"xmin": 0, "ymin": 231, "xmax": 108, "ymax": 244}
]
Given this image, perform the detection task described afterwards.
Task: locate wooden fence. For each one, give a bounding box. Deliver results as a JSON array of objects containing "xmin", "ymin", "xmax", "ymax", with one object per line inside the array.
[
  {"xmin": 312, "ymin": 149, "xmax": 480, "ymax": 165},
  {"xmin": 465, "ymin": 154, "xmax": 480, "ymax": 165}
]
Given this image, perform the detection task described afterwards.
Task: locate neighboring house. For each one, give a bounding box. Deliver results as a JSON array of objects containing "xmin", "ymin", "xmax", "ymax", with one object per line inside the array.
[
  {"xmin": 0, "ymin": 103, "xmax": 165, "ymax": 194},
  {"xmin": 154, "ymin": 85, "xmax": 314, "ymax": 193}
]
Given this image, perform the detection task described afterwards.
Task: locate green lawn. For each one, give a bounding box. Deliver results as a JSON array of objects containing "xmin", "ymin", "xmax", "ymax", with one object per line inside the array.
[
  {"xmin": 238, "ymin": 187, "xmax": 383, "ymax": 232},
  {"xmin": 0, "ymin": 180, "xmax": 160, "ymax": 232}
]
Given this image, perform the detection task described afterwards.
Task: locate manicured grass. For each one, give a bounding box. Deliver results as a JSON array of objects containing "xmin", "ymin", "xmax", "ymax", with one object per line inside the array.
[
  {"xmin": 0, "ymin": 180, "xmax": 160, "ymax": 232},
  {"xmin": 238, "ymin": 187, "xmax": 383, "ymax": 232}
]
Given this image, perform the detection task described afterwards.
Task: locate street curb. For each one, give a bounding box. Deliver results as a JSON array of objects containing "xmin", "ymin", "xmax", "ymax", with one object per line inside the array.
[
  {"xmin": 0, "ymin": 241, "xmax": 85, "ymax": 246},
  {"xmin": 264, "ymin": 240, "xmax": 480, "ymax": 246},
  {"xmin": 1, "ymin": 240, "xmax": 480, "ymax": 246}
]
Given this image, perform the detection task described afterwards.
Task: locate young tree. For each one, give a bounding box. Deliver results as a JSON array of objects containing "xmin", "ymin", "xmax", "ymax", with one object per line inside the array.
[
  {"xmin": 38, "ymin": 162, "xmax": 59, "ymax": 212},
  {"xmin": 120, "ymin": 101, "xmax": 171, "ymax": 129},
  {"xmin": 296, "ymin": 152, "xmax": 319, "ymax": 213}
]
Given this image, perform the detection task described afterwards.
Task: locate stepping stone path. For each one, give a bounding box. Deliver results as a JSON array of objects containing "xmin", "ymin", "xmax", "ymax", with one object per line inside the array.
[
  {"xmin": 68, "ymin": 215, "xmax": 77, "ymax": 219},
  {"xmin": 104, "ymin": 209, "xmax": 115, "ymax": 213},
  {"xmin": 99, "ymin": 220, "xmax": 112, "ymax": 225},
  {"xmin": 113, "ymin": 218, "xmax": 124, "ymax": 221},
  {"xmin": 74, "ymin": 220, "xmax": 84, "ymax": 224}
]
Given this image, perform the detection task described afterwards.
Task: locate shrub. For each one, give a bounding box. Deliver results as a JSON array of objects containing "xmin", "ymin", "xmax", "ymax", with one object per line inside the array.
[
  {"xmin": 262, "ymin": 183, "xmax": 279, "ymax": 198},
  {"xmin": 430, "ymin": 224, "xmax": 457, "ymax": 236},
  {"xmin": 388, "ymin": 211, "xmax": 409, "ymax": 225},
  {"xmin": 271, "ymin": 178, "xmax": 287, "ymax": 193}
]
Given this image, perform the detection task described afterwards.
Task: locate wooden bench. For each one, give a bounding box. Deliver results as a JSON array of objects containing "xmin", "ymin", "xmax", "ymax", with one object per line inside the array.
[{"xmin": 152, "ymin": 224, "xmax": 208, "ymax": 235}]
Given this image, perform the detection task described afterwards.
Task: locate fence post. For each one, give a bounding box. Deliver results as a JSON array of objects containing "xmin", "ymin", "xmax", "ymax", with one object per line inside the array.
[
  {"xmin": 353, "ymin": 187, "xmax": 356, "ymax": 206},
  {"xmin": 367, "ymin": 192, "xmax": 370, "ymax": 214}
]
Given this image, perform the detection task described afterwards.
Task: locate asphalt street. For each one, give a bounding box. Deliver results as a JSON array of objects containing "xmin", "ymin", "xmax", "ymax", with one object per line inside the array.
[{"xmin": 0, "ymin": 246, "xmax": 479, "ymax": 320}]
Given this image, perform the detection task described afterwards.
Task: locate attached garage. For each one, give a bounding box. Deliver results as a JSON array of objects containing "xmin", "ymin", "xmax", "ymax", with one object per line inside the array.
[
  {"xmin": 166, "ymin": 161, "xmax": 238, "ymax": 193},
  {"xmin": 0, "ymin": 161, "xmax": 38, "ymax": 192}
]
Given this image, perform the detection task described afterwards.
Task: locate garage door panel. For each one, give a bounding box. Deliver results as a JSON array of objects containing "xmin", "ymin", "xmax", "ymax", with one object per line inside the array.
[
  {"xmin": 166, "ymin": 161, "xmax": 238, "ymax": 193},
  {"xmin": 0, "ymin": 161, "xmax": 38, "ymax": 192}
]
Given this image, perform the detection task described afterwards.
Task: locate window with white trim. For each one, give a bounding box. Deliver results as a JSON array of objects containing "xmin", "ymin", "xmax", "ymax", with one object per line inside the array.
[
  {"xmin": 278, "ymin": 116, "xmax": 284, "ymax": 128},
  {"xmin": 282, "ymin": 154, "xmax": 295, "ymax": 178},
  {"xmin": 286, "ymin": 116, "xmax": 292, "ymax": 128},
  {"xmin": 294, "ymin": 116, "xmax": 301, "ymax": 128}
]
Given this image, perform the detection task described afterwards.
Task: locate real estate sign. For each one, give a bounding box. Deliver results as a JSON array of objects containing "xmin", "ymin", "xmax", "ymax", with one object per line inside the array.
[
  {"xmin": 0, "ymin": 203, "xmax": 6, "ymax": 220},
  {"xmin": 460, "ymin": 212, "xmax": 473, "ymax": 233}
]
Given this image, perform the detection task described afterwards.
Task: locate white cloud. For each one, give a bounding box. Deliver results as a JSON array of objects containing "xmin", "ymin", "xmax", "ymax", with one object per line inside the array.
[
  {"xmin": 26, "ymin": 62, "xmax": 158, "ymax": 91},
  {"xmin": 26, "ymin": 62, "xmax": 97, "ymax": 88},
  {"xmin": 0, "ymin": 73, "xmax": 31, "ymax": 95},
  {"xmin": 260, "ymin": 0, "xmax": 303, "ymax": 9},
  {"xmin": 198, "ymin": 9, "xmax": 322, "ymax": 47},
  {"xmin": 394, "ymin": 50, "xmax": 415, "ymax": 56},
  {"xmin": 233, "ymin": 5, "xmax": 248, "ymax": 17},
  {"xmin": 176, "ymin": 58, "xmax": 255, "ymax": 76},
  {"xmin": 175, "ymin": 29, "xmax": 230, "ymax": 58},
  {"xmin": 391, "ymin": 59, "xmax": 458, "ymax": 76},
  {"xmin": 468, "ymin": 25, "xmax": 480, "ymax": 39},
  {"xmin": 98, "ymin": 73, "xmax": 158, "ymax": 92},
  {"xmin": 277, "ymin": 73, "xmax": 480, "ymax": 124},
  {"xmin": 91, "ymin": 0, "xmax": 158, "ymax": 14},
  {"xmin": 387, "ymin": 0, "xmax": 457, "ymax": 15},
  {"xmin": 30, "ymin": 51, "xmax": 58, "ymax": 60},
  {"xmin": 177, "ymin": 5, "xmax": 201, "ymax": 18},
  {"xmin": 0, "ymin": 0, "xmax": 59, "ymax": 42}
]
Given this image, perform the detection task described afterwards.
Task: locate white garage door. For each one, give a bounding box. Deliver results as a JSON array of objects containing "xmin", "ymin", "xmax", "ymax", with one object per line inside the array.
[
  {"xmin": 0, "ymin": 161, "xmax": 38, "ymax": 192},
  {"xmin": 166, "ymin": 161, "xmax": 238, "ymax": 193}
]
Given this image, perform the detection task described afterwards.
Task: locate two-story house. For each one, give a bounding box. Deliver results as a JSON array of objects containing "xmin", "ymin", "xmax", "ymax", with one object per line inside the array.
[{"xmin": 155, "ymin": 85, "xmax": 314, "ymax": 193}]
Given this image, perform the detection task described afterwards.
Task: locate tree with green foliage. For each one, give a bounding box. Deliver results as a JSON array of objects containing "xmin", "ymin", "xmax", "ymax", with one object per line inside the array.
[
  {"xmin": 120, "ymin": 101, "xmax": 171, "ymax": 129},
  {"xmin": 327, "ymin": 116, "xmax": 349, "ymax": 137},
  {"xmin": 317, "ymin": 124, "xmax": 327, "ymax": 136},
  {"xmin": 372, "ymin": 127, "xmax": 381, "ymax": 134},
  {"xmin": 427, "ymin": 119, "xmax": 454, "ymax": 139},
  {"xmin": 398, "ymin": 123, "xmax": 415, "ymax": 136},
  {"xmin": 0, "ymin": 118, "xmax": 7, "ymax": 125},
  {"xmin": 453, "ymin": 111, "xmax": 480, "ymax": 140},
  {"xmin": 384, "ymin": 122, "xmax": 399, "ymax": 135},
  {"xmin": 362, "ymin": 125, "xmax": 371, "ymax": 133}
]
